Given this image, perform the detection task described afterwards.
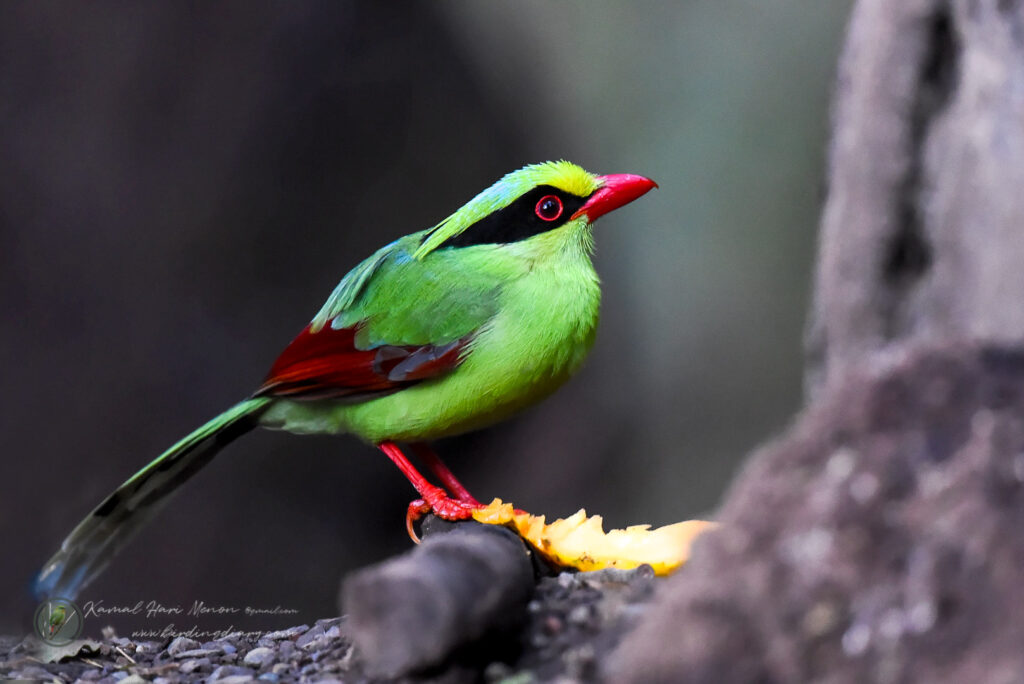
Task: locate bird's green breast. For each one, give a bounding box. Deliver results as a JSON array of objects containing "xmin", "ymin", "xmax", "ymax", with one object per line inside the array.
[{"xmin": 262, "ymin": 226, "xmax": 601, "ymax": 443}]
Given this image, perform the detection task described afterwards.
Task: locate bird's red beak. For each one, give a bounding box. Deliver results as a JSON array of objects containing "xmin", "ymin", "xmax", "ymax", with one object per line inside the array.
[{"xmin": 571, "ymin": 173, "xmax": 658, "ymax": 221}]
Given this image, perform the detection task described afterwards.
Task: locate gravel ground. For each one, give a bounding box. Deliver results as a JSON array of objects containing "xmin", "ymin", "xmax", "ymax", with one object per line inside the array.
[{"xmin": 0, "ymin": 565, "xmax": 658, "ymax": 683}]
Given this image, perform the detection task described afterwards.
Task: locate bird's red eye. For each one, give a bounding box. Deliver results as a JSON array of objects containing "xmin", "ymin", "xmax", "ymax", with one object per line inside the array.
[{"xmin": 535, "ymin": 195, "xmax": 563, "ymax": 221}]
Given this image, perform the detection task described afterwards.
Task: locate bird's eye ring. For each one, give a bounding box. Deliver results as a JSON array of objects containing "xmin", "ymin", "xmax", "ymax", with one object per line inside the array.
[{"xmin": 535, "ymin": 195, "xmax": 564, "ymax": 221}]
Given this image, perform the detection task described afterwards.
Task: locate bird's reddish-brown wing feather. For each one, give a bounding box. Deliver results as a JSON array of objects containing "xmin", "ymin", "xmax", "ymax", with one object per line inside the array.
[{"xmin": 256, "ymin": 324, "xmax": 470, "ymax": 400}]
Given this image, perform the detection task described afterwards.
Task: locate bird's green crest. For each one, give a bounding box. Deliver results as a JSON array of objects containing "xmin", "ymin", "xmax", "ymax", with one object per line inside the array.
[{"xmin": 412, "ymin": 161, "xmax": 600, "ymax": 260}]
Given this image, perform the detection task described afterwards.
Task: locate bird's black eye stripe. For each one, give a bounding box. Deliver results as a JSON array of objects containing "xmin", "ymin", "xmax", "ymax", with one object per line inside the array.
[{"xmin": 438, "ymin": 185, "xmax": 589, "ymax": 249}]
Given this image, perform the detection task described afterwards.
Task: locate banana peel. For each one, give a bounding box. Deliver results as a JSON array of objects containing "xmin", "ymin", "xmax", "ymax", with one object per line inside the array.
[{"xmin": 471, "ymin": 498, "xmax": 715, "ymax": 576}]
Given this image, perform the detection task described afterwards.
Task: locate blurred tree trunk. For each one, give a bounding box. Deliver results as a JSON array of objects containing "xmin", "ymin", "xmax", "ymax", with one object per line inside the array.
[
  {"xmin": 610, "ymin": 1, "xmax": 1024, "ymax": 681},
  {"xmin": 806, "ymin": 0, "xmax": 1024, "ymax": 395}
]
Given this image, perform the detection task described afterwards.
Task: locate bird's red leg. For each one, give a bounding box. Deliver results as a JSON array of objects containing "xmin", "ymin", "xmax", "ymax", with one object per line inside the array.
[
  {"xmin": 410, "ymin": 442, "xmax": 481, "ymax": 505},
  {"xmin": 378, "ymin": 441, "xmax": 482, "ymax": 542}
]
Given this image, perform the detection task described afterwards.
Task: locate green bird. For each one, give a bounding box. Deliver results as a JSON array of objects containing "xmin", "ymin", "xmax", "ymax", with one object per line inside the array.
[
  {"xmin": 47, "ymin": 603, "xmax": 68, "ymax": 637},
  {"xmin": 35, "ymin": 160, "xmax": 656, "ymax": 600}
]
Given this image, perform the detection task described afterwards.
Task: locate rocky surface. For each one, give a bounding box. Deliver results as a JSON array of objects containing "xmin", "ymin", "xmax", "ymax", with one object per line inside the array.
[
  {"xmin": 608, "ymin": 344, "xmax": 1024, "ymax": 683},
  {"xmin": 0, "ymin": 564, "xmax": 659, "ymax": 683}
]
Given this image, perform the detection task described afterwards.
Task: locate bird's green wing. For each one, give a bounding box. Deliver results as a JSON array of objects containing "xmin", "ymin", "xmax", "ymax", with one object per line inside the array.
[{"xmin": 258, "ymin": 232, "xmax": 522, "ymax": 400}]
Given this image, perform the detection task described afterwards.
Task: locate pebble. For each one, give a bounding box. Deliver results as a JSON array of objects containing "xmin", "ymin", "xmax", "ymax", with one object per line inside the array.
[
  {"xmin": 264, "ymin": 626, "xmax": 303, "ymax": 643},
  {"xmin": 166, "ymin": 636, "xmax": 201, "ymax": 657},
  {"xmin": 180, "ymin": 657, "xmax": 211, "ymax": 674},
  {"xmin": 17, "ymin": 666, "xmax": 54, "ymax": 679},
  {"xmin": 568, "ymin": 605, "xmax": 592, "ymax": 627},
  {"xmin": 243, "ymin": 647, "xmax": 275, "ymax": 667},
  {"xmin": 543, "ymin": 615, "xmax": 564, "ymax": 635},
  {"xmin": 210, "ymin": 664, "xmax": 253, "ymax": 680},
  {"xmin": 219, "ymin": 676, "xmax": 255, "ymax": 684},
  {"xmin": 296, "ymin": 625, "xmax": 325, "ymax": 649},
  {"xmin": 118, "ymin": 676, "xmax": 148, "ymax": 684},
  {"xmin": 174, "ymin": 648, "xmax": 219, "ymax": 659},
  {"xmin": 557, "ymin": 572, "xmax": 579, "ymax": 589}
]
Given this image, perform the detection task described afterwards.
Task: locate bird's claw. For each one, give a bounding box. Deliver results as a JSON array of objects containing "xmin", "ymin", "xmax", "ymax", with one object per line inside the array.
[{"xmin": 404, "ymin": 485, "xmax": 483, "ymax": 543}]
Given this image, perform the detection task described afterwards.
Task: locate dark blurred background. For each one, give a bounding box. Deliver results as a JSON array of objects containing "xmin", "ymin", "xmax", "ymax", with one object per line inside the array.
[{"xmin": 1, "ymin": 2, "xmax": 850, "ymax": 636}]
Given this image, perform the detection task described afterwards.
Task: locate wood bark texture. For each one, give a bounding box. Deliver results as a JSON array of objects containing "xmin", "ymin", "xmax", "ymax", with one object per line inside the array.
[{"xmin": 806, "ymin": 0, "xmax": 1024, "ymax": 395}]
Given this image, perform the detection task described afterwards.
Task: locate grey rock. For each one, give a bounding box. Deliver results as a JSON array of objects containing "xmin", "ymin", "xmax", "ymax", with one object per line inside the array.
[
  {"xmin": 242, "ymin": 647, "xmax": 274, "ymax": 667},
  {"xmin": 174, "ymin": 648, "xmax": 218, "ymax": 659},
  {"xmin": 209, "ymin": 664, "xmax": 253, "ymax": 680},
  {"xmin": 166, "ymin": 636, "xmax": 201, "ymax": 657},
  {"xmin": 610, "ymin": 346, "xmax": 1024, "ymax": 682},
  {"xmin": 262, "ymin": 626, "xmax": 306, "ymax": 641},
  {"xmin": 295, "ymin": 625, "xmax": 324, "ymax": 650},
  {"xmin": 179, "ymin": 657, "xmax": 211, "ymax": 674}
]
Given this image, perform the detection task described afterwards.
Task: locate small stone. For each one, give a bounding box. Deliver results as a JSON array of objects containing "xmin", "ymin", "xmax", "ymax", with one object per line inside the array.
[
  {"xmin": 167, "ymin": 636, "xmax": 202, "ymax": 657},
  {"xmin": 243, "ymin": 647, "xmax": 275, "ymax": 667},
  {"xmin": 263, "ymin": 626, "xmax": 306, "ymax": 641},
  {"xmin": 802, "ymin": 601, "xmax": 839, "ymax": 637},
  {"xmin": 564, "ymin": 643, "xmax": 596, "ymax": 679},
  {"xmin": 277, "ymin": 641, "xmax": 295, "ymax": 660},
  {"xmin": 175, "ymin": 648, "xmax": 219, "ymax": 658},
  {"xmin": 271, "ymin": 663, "xmax": 290, "ymax": 674},
  {"xmin": 557, "ymin": 572, "xmax": 578, "ymax": 589},
  {"xmin": 842, "ymin": 623, "xmax": 871, "ymax": 656},
  {"xmin": 323, "ymin": 624, "xmax": 341, "ymax": 639},
  {"xmin": 210, "ymin": 665, "xmax": 254, "ymax": 680},
  {"xmin": 219, "ymin": 676, "xmax": 255, "ymax": 684},
  {"xmin": 258, "ymin": 674, "xmax": 280, "ymax": 683},
  {"xmin": 180, "ymin": 657, "xmax": 211, "ymax": 674},
  {"xmin": 567, "ymin": 605, "xmax": 592, "ymax": 627},
  {"xmin": 118, "ymin": 676, "xmax": 148, "ymax": 684},
  {"xmin": 295, "ymin": 625, "xmax": 325, "ymax": 649}
]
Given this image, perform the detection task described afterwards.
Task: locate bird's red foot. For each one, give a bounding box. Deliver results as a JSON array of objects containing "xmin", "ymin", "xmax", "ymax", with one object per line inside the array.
[{"xmin": 405, "ymin": 483, "xmax": 484, "ymax": 543}]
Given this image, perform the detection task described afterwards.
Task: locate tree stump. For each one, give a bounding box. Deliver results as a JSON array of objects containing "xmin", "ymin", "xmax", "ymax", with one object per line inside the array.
[{"xmin": 610, "ymin": 1, "xmax": 1024, "ymax": 681}]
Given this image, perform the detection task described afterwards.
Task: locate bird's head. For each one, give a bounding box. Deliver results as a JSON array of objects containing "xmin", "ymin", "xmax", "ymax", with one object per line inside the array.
[{"xmin": 413, "ymin": 161, "xmax": 656, "ymax": 259}]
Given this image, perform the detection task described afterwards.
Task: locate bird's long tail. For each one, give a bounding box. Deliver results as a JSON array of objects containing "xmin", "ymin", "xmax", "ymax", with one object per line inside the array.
[{"xmin": 34, "ymin": 397, "xmax": 272, "ymax": 600}]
